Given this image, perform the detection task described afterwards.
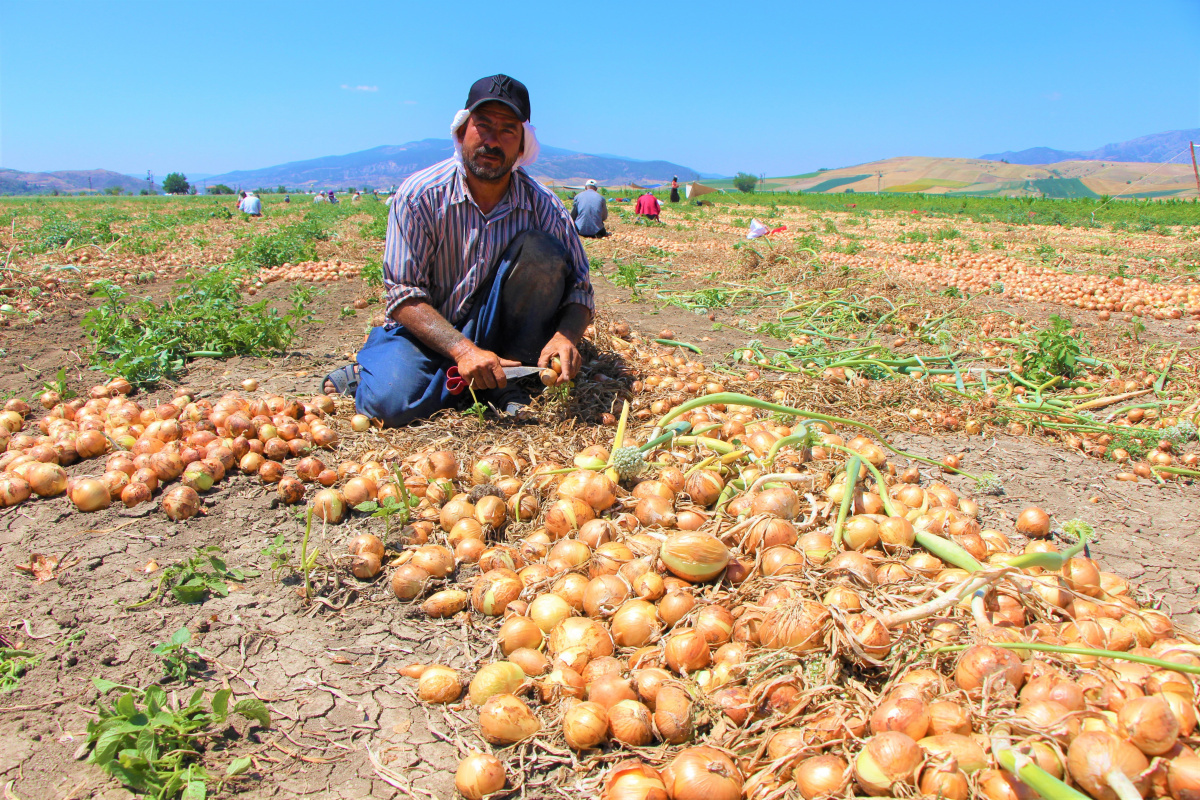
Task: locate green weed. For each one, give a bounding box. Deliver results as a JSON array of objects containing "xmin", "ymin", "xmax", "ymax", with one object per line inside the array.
[
  {"xmin": 129, "ymin": 546, "xmax": 259, "ymax": 609},
  {"xmin": 153, "ymin": 627, "xmax": 206, "ymax": 684}
]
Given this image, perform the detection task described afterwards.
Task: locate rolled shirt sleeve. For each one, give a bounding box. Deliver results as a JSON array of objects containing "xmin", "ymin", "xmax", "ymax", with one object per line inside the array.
[{"xmin": 383, "ymin": 195, "xmax": 435, "ymax": 320}]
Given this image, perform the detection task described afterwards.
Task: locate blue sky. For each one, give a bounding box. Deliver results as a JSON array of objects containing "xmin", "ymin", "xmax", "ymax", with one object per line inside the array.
[{"xmin": 2, "ymin": 0, "xmax": 1197, "ymax": 179}]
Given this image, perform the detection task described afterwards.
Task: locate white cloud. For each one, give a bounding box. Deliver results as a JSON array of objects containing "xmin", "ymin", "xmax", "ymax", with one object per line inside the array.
[{"xmin": 341, "ymin": 84, "xmax": 379, "ymax": 92}]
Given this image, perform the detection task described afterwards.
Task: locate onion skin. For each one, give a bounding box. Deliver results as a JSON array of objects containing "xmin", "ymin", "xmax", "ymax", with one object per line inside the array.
[
  {"xmin": 417, "ymin": 665, "xmax": 461, "ymax": 703},
  {"xmin": 1117, "ymin": 695, "xmax": 1180, "ymax": 755},
  {"xmin": 793, "ymin": 755, "xmax": 848, "ymax": 800},
  {"xmin": 1066, "ymin": 730, "xmax": 1150, "ymax": 800},
  {"xmin": 607, "ymin": 699, "xmax": 654, "ymax": 746},
  {"xmin": 478, "ymin": 693, "xmax": 541, "ymax": 745},
  {"xmin": 604, "ymin": 760, "xmax": 668, "ymax": 800},
  {"xmin": 854, "ymin": 732, "xmax": 922, "ymax": 796},
  {"xmin": 455, "ymin": 752, "xmax": 505, "ymax": 800},
  {"xmin": 653, "ymin": 684, "xmax": 694, "ymax": 744},
  {"xmin": 954, "ymin": 644, "xmax": 1024, "ymax": 696},
  {"xmin": 1168, "ymin": 756, "xmax": 1200, "ymax": 800}
]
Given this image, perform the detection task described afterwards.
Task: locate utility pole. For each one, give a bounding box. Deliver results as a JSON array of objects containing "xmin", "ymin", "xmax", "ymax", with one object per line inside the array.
[
  {"xmin": 877, "ymin": 172, "xmax": 882, "ymax": 194},
  {"xmin": 88, "ymin": 176, "xmax": 92, "ymax": 192},
  {"xmin": 1191, "ymin": 141, "xmax": 1200, "ymax": 198},
  {"xmin": 146, "ymin": 170, "xmax": 154, "ymax": 195}
]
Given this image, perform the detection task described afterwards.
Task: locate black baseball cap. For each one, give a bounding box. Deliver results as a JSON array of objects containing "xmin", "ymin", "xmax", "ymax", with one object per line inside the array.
[{"xmin": 465, "ymin": 74, "xmax": 530, "ymax": 123}]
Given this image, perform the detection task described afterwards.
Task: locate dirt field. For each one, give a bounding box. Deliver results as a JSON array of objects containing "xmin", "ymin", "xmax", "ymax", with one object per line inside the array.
[{"xmin": 0, "ymin": 192, "xmax": 1198, "ymax": 799}]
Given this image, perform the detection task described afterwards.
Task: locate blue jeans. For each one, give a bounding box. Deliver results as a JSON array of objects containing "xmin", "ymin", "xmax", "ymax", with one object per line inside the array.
[{"xmin": 355, "ymin": 230, "xmax": 568, "ymax": 426}]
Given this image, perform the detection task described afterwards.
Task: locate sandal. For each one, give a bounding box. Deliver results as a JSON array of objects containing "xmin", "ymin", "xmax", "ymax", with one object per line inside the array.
[{"xmin": 322, "ymin": 364, "xmax": 360, "ymax": 396}]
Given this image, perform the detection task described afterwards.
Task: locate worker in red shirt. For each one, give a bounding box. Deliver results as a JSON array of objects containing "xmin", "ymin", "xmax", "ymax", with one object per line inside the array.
[{"xmin": 634, "ymin": 190, "xmax": 660, "ymax": 222}]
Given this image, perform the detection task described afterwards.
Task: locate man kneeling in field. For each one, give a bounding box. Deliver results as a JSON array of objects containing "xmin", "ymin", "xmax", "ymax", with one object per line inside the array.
[{"xmin": 323, "ymin": 75, "xmax": 594, "ymax": 426}]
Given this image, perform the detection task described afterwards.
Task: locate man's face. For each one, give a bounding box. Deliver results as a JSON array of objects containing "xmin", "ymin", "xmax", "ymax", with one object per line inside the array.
[{"xmin": 460, "ymin": 102, "xmax": 523, "ymax": 182}]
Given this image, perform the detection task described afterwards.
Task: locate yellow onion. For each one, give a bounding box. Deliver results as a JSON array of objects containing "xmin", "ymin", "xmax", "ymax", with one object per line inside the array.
[
  {"xmin": 471, "ymin": 571, "xmax": 523, "ymax": 616},
  {"xmin": 468, "ymin": 661, "xmax": 525, "ymax": 706},
  {"xmin": 653, "ymin": 684, "xmax": 694, "ymax": 744},
  {"xmin": 870, "ymin": 697, "xmax": 929, "ymax": 740},
  {"xmin": 422, "ymin": 589, "xmax": 469, "ymax": 618},
  {"xmin": 603, "ymin": 760, "xmax": 668, "ymax": 800},
  {"xmin": 508, "ymin": 647, "xmax": 548, "ymax": 676},
  {"xmin": 558, "ymin": 470, "xmax": 617, "ymax": 512},
  {"xmin": 660, "ymin": 532, "xmax": 729, "ymax": 582},
  {"xmin": 549, "ymin": 617, "xmax": 614, "ymax": 659},
  {"xmin": 1066, "ymin": 730, "xmax": 1150, "ymax": 800},
  {"xmin": 684, "ymin": 470, "xmax": 724, "ymax": 507},
  {"xmin": 412, "ymin": 544, "xmax": 455, "ymax": 578},
  {"xmin": 498, "ymin": 615, "xmax": 543, "ymax": 654},
  {"xmin": 587, "ymin": 673, "xmax": 637, "ymax": 709},
  {"xmin": 611, "ymin": 600, "xmax": 661, "ymax": 648},
  {"xmin": 310, "ymin": 488, "xmax": 346, "ymax": 523},
  {"xmin": 417, "ymin": 665, "xmax": 461, "ymax": 703},
  {"xmin": 1167, "ymin": 756, "xmax": 1200, "ymax": 800},
  {"xmin": 1016, "ymin": 506, "xmax": 1051, "ymax": 538},
  {"xmin": 759, "ymin": 600, "xmax": 829, "ymax": 652},
  {"xmin": 0, "ymin": 475, "xmax": 32, "ymax": 507},
  {"xmin": 583, "ymin": 575, "xmax": 630, "ymax": 618},
  {"xmin": 954, "ymin": 644, "xmax": 1024, "ymax": 695},
  {"xmin": 70, "ymin": 477, "xmax": 112, "ymax": 512},
  {"xmin": 607, "ymin": 699, "xmax": 654, "ymax": 746},
  {"xmin": 918, "ymin": 765, "xmax": 970, "ymax": 800},
  {"xmin": 855, "ymin": 732, "xmax": 922, "ymax": 796},
  {"xmin": 634, "ymin": 496, "xmax": 677, "ymax": 529},
  {"xmin": 563, "ymin": 700, "xmax": 608, "ymax": 750},
  {"xmin": 27, "ymin": 462, "xmax": 67, "ymax": 497},
  {"xmin": 664, "ymin": 630, "xmax": 711, "ymax": 674},
  {"xmin": 155, "ymin": 484, "xmax": 204, "ymax": 520},
  {"xmin": 1117, "ymin": 695, "xmax": 1180, "ymax": 755},
  {"xmin": 540, "ymin": 667, "xmax": 586, "ymax": 702},
  {"xmin": 455, "ymin": 752, "xmax": 505, "ymax": 800},
  {"xmin": 661, "ymin": 746, "xmax": 742, "ymax": 800},
  {"xmin": 793, "ymin": 755, "xmax": 848, "ymax": 800},
  {"xmin": 391, "ymin": 564, "xmax": 430, "ymax": 600},
  {"xmin": 750, "ymin": 486, "xmax": 800, "ymax": 519},
  {"xmin": 478, "ymin": 693, "xmax": 540, "ymax": 744},
  {"xmin": 528, "ymin": 592, "xmax": 573, "ymax": 633},
  {"xmin": 919, "ymin": 733, "xmax": 987, "ymax": 773}
]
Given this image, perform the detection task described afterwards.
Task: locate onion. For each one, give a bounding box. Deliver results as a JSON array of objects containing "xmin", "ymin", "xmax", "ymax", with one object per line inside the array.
[
  {"xmin": 854, "ymin": 732, "xmax": 922, "ymax": 796},
  {"xmin": 508, "ymin": 647, "xmax": 548, "ymax": 676},
  {"xmin": 1168, "ymin": 756, "xmax": 1200, "ymax": 800},
  {"xmin": 311, "ymin": 488, "xmax": 346, "ymax": 523},
  {"xmin": 634, "ymin": 496, "xmax": 677, "ymax": 529},
  {"xmin": 1118, "ymin": 695, "xmax": 1180, "ymax": 755},
  {"xmin": 660, "ymin": 532, "xmax": 730, "ymax": 582},
  {"xmin": 391, "ymin": 564, "xmax": 430, "ymax": 600},
  {"xmin": 607, "ymin": 699, "xmax": 654, "ymax": 746},
  {"xmin": 610, "ymin": 600, "xmax": 661, "ymax": 648},
  {"xmin": 1016, "ymin": 506, "xmax": 1051, "ymax": 538},
  {"xmin": 478, "ymin": 693, "xmax": 540, "ymax": 744},
  {"xmin": 469, "ymin": 661, "xmax": 525, "ymax": 706},
  {"xmin": 583, "ymin": 575, "xmax": 630, "ymax": 618},
  {"xmin": 27, "ymin": 462, "xmax": 67, "ymax": 497},
  {"xmin": 586, "ymin": 673, "xmax": 637, "ymax": 710},
  {"xmin": 918, "ymin": 733, "xmax": 987, "ymax": 773},
  {"xmin": 759, "ymin": 600, "xmax": 829, "ymax": 652},
  {"xmin": 693, "ymin": 605, "xmax": 734, "ymax": 645},
  {"xmin": 870, "ymin": 697, "xmax": 929, "ymax": 740},
  {"xmin": 927, "ymin": 700, "xmax": 972, "ymax": 736},
  {"xmin": 158, "ymin": 485, "xmax": 198, "ymax": 520},
  {"xmin": 604, "ymin": 760, "xmax": 668, "ymax": 800},
  {"xmin": 658, "ymin": 590, "xmax": 697, "ymax": 627},
  {"xmin": 661, "ymin": 746, "xmax": 742, "ymax": 800},
  {"xmin": 64, "ymin": 477, "xmax": 108, "ymax": 512},
  {"xmin": 422, "ymin": 589, "xmax": 468, "ymax": 617},
  {"xmin": 349, "ymin": 551, "xmax": 382, "ymax": 580},
  {"xmin": 558, "ymin": 470, "xmax": 617, "ymax": 512},
  {"xmin": 751, "ymin": 486, "xmax": 800, "ymax": 519},
  {"xmin": 653, "ymin": 684, "xmax": 694, "ymax": 744},
  {"xmin": 977, "ymin": 768, "xmax": 1037, "ymax": 800},
  {"xmin": 417, "ymin": 665, "xmax": 461, "ymax": 703},
  {"xmin": 664, "ymin": 630, "xmax": 711, "ymax": 674},
  {"xmin": 471, "ymin": 571, "xmax": 523, "ymax": 616},
  {"xmin": 918, "ymin": 766, "xmax": 970, "ymax": 800},
  {"xmin": 684, "ymin": 470, "xmax": 724, "ymax": 506},
  {"xmin": 545, "ymin": 497, "xmax": 595, "ymax": 538},
  {"xmin": 529, "ymin": 593, "xmax": 574, "ymax": 633},
  {"xmin": 120, "ymin": 482, "xmax": 153, "ymax": 508},
  {"xmin": 954, "ymin": 644, "xmax": 1024, "ymax": 696},
  {"xmin": 498, "ymin": 615, "xmax": 543, "ymax": 654},
  {"xmin": 549, "ymin": 617, "xmax": 614, "ymax": 659},
  {"xmin": 277, "ymin": 476, "xmax": 305, "ymax": 504},
  {"xmin": 1066, "ymin": 730, "xmax": 1150, "ymax": 800},
  {"xmin": 563, "ymin": 700, "xmax": 609, "ymax": 750},
  {"xmin": 793, "ymin": 755, "xmax": 848, "ymax": 800}
]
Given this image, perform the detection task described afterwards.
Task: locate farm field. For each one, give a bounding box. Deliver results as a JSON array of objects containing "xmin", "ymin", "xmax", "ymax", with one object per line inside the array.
[{"xmin": 0, "ymin": 190, "xmax": 1199, "ymax": 800}]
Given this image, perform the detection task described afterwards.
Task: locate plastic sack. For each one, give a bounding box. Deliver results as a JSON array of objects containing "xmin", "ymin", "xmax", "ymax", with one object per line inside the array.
[{"xmin": 747, "ymin": 219, "xmax": 770, "ymax": 239}]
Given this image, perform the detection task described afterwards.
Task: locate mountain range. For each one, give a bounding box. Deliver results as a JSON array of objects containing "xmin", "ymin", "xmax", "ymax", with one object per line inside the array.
[
  {"xmin": 199, "ymin": 139, "xmax": 703, "ymax": 191},
  {"xmin": 0, "ymin": 168, "xmax": 147, "ymax": 196},
  {"xmin": 979, "ymin": 129, "xmax": 1199, "ymax": 166}
]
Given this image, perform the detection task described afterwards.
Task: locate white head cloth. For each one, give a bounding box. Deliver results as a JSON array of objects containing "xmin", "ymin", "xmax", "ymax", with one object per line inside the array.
[{"xmin": 451, "ymin": 108, "xmax": 540, "ymax": 170}]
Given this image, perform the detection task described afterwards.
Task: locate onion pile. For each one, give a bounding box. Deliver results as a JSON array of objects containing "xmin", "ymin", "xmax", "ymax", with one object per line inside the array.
[{"xmin": 378, "ymin": 393, "xmax": 1200, "ymax": 800}]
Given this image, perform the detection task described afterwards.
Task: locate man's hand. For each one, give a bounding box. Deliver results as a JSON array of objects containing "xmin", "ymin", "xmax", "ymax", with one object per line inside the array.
[
  {"xmin": 451, "ymin": 341, "xmax": 520, "ymax": 390},
  {"xmin": 538, "ymin": 332, "xmax": 582, "ymax": 385}
]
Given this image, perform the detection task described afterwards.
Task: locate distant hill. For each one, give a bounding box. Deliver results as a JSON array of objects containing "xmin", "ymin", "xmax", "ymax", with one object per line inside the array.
[
  {"xmin": 201, "ymin": 139, "xmax": 702, "ymax": 190},
  {"xmin": 756, "ymin": 156, "xmax": 1198, "ymax": 199},
  {"xmin": 0, "ymin": 168, "xmax": 147, "ymax": 196},
  {"xmin": 980, "ymin": 129, "xmax": 1200, "ymax": 166}
]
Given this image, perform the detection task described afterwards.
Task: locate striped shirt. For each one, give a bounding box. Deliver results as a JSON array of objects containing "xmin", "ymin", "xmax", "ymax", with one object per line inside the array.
[{"xmin": 383, "ymin": 158, "xmax": 594, "ymax": 326}]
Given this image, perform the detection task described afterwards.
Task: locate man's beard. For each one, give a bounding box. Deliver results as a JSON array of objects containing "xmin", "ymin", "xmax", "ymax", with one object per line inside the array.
[{"xmin": 463, "ymin": 144, "xmax": 518, "ymax": 182}]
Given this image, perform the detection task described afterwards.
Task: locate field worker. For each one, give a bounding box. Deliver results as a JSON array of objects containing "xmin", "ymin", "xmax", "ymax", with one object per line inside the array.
[
  {"xmin": 236, "ymin": 190, "xmax": 247, "ymax": 211},
  {"xmin": 328, "ymin": 190, "xmax": 339, "ymax": 204},
  {"xmin": 322, "ymin": 74, "xmax": 593, "ymax": 426},
  {"xmin": 242, "ymin": 191, "xmax": 262, "ymax": 217},
  {"xmin": 571, "ymin": 179, "xmax": 608, "ymax": 238},
  {"xmin": 635, "ymin": 189, "xmax": 661, "ymax": 221},
  {"xmin": 669, "ymin": 176, "xmax": 681, "ymax": 203},
  {"xmin": 314, "ymin": 190, "xmax": 326, "ymax": 203}
]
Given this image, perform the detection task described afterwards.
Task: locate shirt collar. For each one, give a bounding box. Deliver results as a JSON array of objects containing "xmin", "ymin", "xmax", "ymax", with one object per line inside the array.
[{"xmin": 450, "ymin": 162, "xmax": 532, "ymax": 214}]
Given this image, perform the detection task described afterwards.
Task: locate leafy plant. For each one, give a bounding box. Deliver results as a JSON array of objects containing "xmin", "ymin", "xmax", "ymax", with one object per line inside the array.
[
  {"xmin": 360, "ymin": 256, "xmax": 384, "ymax": 289},
  {"xmin": 732, "ymin": 172, "xmax": 758, "ymax": 193},
  {"xmin": 129, "ymin": 546, "xmax": 259, "ymax": 609},
  {"xmin": 1018, "ymin": 314, "xmax": 1083, "ymax": 383},
  {"xmin": 355, "ymin": 473, "xmax": 419, "ymax": 539},
  {"xmin": 85, "ymin": 680, "xmax": 268, "ymax": 799},
  {"xmin": 932, "ymin": 226, "xmax": 961, "ymax": 241},
  {"xmin": 152, "ymin": 627, "xmax": 206, "ymax": 684},
  {"xmin": 82, "ymin": 269, "xmax": 318, "ymax": 387},
  {"xmin": 0, "ymin": 630, "xmax": 82, "ymax": 692}
]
